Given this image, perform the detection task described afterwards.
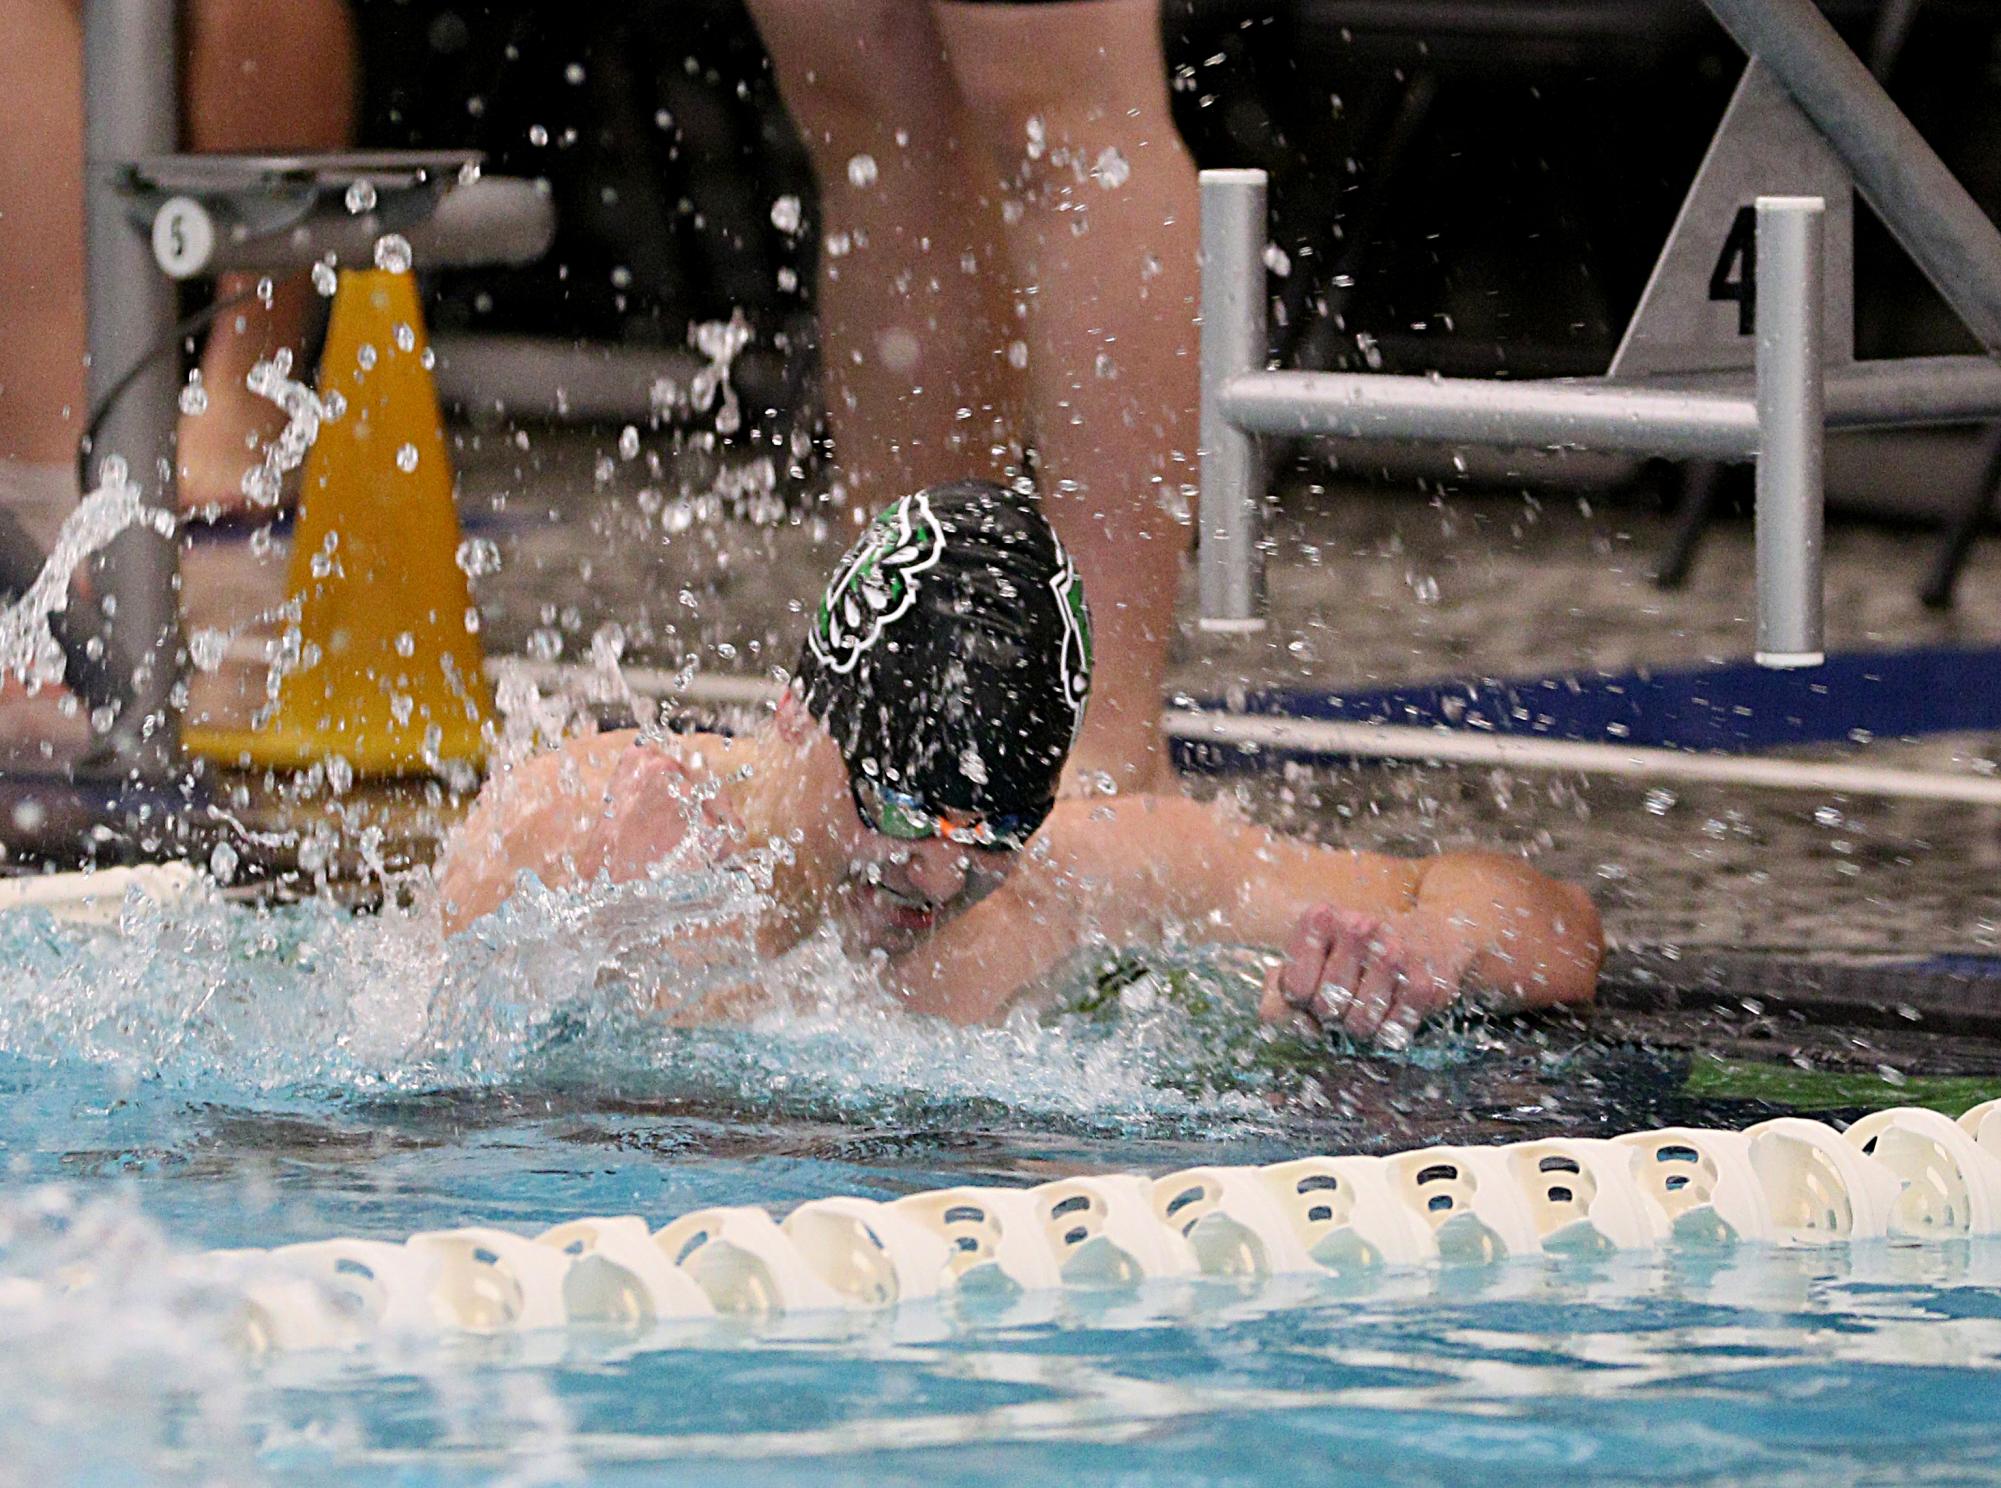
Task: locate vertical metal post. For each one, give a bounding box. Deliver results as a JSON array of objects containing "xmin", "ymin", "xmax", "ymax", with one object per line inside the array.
[
  {"xmin": 83, "ymin": 0, "xmax": 183, "ymax": 777},
  {"xmin": 1754, "ymin": 196, "xmax": 1825, "ymax": 669},
  {"xmin": 1198, "ymin": 169, "xmax": 1267, "ymax": 632}
]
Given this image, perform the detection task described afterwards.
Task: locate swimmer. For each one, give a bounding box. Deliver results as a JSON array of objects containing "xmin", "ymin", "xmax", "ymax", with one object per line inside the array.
[{"xmin": 435, "ymin": 480, "xmax": 1602, "ymax": 1046}]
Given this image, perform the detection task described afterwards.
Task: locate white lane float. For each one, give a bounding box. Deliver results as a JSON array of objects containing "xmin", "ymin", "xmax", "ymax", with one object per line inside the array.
[
  {"xmin": 0, "ymin": 863, "xmax": 200, "ymax": 925},
  {"xmin": 60, "ymin": 1103, "xmax": 1986, "ymax": 1352}
]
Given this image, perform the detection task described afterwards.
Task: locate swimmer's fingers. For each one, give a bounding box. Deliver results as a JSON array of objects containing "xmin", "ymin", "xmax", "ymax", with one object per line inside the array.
[
  {"xmin": 1340, "ymin": 935, "xmax": 1404, "ymax": 1044},
  {"xmin": 1275, "ymin": 907, "xmax": 1337, "ymax": 1006},
  {"xmin": 1374, "ymin": 943, "xmax": 1472, "ymax": 1050},
  {"xmin": 1280, "ymin": 906, "xmax": 1375, "ymax": 1024},
  {"xmin": 1258, "ymin": 965, "xmax": 1319, "ymax": 1038}
]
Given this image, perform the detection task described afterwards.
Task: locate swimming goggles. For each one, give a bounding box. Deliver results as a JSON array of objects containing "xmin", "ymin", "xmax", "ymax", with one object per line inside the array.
[{"xmin": 850, "ymin": 774, "xmax": 1036, "ymax": 853}]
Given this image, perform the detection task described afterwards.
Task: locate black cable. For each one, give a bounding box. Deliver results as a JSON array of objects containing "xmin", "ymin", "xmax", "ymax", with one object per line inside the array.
[{"xmin": 74, "ymin": 281, "xmax": 269, "ymax": 492}]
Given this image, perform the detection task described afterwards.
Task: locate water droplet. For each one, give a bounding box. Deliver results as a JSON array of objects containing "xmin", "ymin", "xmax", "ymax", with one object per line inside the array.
[
  {"xmin": 394, "ymin": 630, "xmax": 416, "ymax": 658},
  {"xmin": 457, "ymin": 159, "xmax": 482, "ymax": 185},
  {"xmin": 322, "ymin": 389, "xmax": 347, "ymax": 421},
  {"xmin": 776, "ymin": 266, "xmax": 799, "ymax": 292},
  {"xmin": 1024, "ymin": 115, "xmax": 1047, "ymax": 160},
  {"xmin": 357, "ymin": 343, "xmax": 378, "ymax": 371},
  {"xmin": 394, "ymin": 323, "xmax": 417, "ymax": 353},
  {"xmin": 824, "ymin": 231, "xmax": 851, "ymax": 258},
  {"xmin": 255, "ymin": 276, "xmax": 275, "ymax": 306},
  {"xmin": 456, "ymin": 537, "xmax": 502, "ymax": 577},
  {"xmin": 178, "ymin": 373, "xmax": 208, "ymax": 417},
  {"xmin": 877, "ymin": 327, "xmax": 921, "ymax": 374},
  {"xmin": 373, "ymin": 234, "xmax": 413, "ymax": 274},
  {"xmin": 1814, "ymin": 806, "xmax": 1845, "ymax": 829},
  {"xmin": 528, "ymin": 123, "xmax": 550, "ymax": 147},
  {"xmin": 1263, "ymin": 242, "xmax": 1292, "ymax": 277},
  {"xmin": 846, "ymin": 153, "xmax": 878, "ymax": 188},
  {"xmin": 618, "ymin": 425, "xmax": 641, "ymax": 460},
  {"xmin": 311, "ymin": 259, "xmax": 338, "ymax": 296},
  {"xmin": 1094, "ymin": 351, "xmax": 1117, "ymax": 380},
  {"xmin": 344, "ymin": 179, "xmax": 377, "ymax": 214},
  {"xmin": 1007, "ymin": 340, "xmax": 1029, "ymax": 370},
  {"xmin": 209, "ymin": 841, "xmax": 239, "ymax": 883},
  {"xmin": 188, "ymin": 626, "xmax": 228, "ymax": 672},
  {"xmin": 1093, "ymin": 146, "xmax": 1130, "ymax": 189},
  {"xmin": 396, "ymin": 443, "xmax": 420, "ymax": 473},
  {"xmin": 1645, "ymin": 788, "xmax": 1679, "ymax": 816},
  {"xmin": 564, "ymin": 61, "xmax": 586, "ymax": 84},
  {"xmin": 419, "ymin": 347, "xmax": 435, "ymax": 371}
]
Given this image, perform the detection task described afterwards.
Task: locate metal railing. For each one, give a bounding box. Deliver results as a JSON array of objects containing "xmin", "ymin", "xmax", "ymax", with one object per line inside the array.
[{"xmin": 1197, "ymin": 0, "xmax": 2001, "ymax": 670}]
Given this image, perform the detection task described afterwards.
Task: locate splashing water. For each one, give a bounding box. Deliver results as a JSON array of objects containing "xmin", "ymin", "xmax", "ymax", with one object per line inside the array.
[
  {"xmin": 238, "ymin": 350, "xmax": 335, "ymax": 509},
  {"xmin": 0, "ymin": 1188, "xmax": 266, "ymax": 1482},
  {"xmin": 0, "ymin": 861, "xmax": 1281, "ymax": 1133},
  {"xmin": 0, "ymin": 459, "xmax": 176, "ymax": 691},
  {"xmin": 683, "ymin": 313, "xmax": 752, "ymax": 437}
]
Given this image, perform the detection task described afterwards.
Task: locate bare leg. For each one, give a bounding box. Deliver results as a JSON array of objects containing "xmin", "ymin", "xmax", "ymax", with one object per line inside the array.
[
  {"xmin": 177, "ymin": 0, "xmax": 356, "ymax": 516},
  {"xmin": 744, "ymin": 0, "xmax": 1022, "ymax": 515},
  {"xmin": 937, "ymin": 0, "xmax": 1198, "ymax": 793},
  {"xmin": 0, "ymin": 0, "xmax": 86, "ymax": 478}
]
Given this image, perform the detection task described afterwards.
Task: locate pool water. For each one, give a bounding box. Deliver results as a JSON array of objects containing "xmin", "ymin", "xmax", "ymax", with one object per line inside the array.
[{"xmin": 4, "ymin": 889, "xmax": 2001, "ymax": 1486}]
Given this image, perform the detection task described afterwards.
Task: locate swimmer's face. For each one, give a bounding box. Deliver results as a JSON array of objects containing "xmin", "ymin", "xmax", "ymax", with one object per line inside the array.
[{"xmin": 833, "ymin": 795, "xmax": 1023, "ymax": 955}]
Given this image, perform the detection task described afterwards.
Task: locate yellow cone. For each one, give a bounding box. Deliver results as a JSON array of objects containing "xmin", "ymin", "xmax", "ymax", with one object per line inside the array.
[{"xmin": 189, "ymin": 269, "xmax": 493, "ymax": 775}]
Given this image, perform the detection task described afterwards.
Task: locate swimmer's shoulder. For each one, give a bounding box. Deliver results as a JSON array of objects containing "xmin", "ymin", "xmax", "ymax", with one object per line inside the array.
[
  {"xmin": 476, "ymin": 726, "xmax": 746, "ymax": 812},
  {"xmin": 566, "ymin": 725, "xmax": 740, "ymax": 767},
  {"xmin": 1037, "ymin": 790, "xmax": 1220, "ymax": 868}
]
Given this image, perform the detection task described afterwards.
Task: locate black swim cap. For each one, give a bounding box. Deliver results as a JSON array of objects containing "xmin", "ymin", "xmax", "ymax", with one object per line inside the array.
[{"xmin": 795, "ymin": 480, "xmax": 1092, "ymax": 838}]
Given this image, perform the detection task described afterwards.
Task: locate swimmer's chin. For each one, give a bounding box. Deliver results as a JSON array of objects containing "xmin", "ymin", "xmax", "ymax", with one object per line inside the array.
[{"xmin": 838, "ymin": 882, "xmax": 947, "ymax": 956}]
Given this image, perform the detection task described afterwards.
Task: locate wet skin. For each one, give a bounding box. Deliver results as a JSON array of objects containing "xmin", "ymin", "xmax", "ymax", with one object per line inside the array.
[{"xmin": 435, "ymin": 703, "xmax": 1603, "ymax": 1041}]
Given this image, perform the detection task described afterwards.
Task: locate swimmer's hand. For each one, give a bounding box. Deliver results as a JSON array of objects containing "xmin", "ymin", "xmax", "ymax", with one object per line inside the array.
[
  {"xmin": 1257, "ymin": 905, "xmax": 1476, "ymax": 1049},
  {"xmin": 571, "ymin": 742, "xmax": 731, "ymax": 885}
]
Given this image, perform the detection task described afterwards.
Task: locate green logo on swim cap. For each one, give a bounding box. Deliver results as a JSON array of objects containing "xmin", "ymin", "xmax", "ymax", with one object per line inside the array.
[
  {"xmin": 1052, "ymin": 546, "xmax": 1092, "ymax": 738},
  {"xmin": 810, "ymin": 492, "xmax": 946, "ymax": 675}
]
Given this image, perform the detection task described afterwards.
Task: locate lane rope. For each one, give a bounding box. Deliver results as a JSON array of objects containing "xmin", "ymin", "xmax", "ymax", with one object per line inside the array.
[{"xmin": 56, "ymin": 1100, "xmax": 2001, "ymax": 1351}]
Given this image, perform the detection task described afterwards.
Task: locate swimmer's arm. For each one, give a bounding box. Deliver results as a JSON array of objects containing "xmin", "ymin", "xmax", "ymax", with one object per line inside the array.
[
  {"xmin": 434, "ymin": 729, "xmax": 724, "ymax": 934},
  {"xmin": 884, "ymin": 797, "xmax": 1389, "ymax": 1023},
  {"xmin": 880, "ymin": 848, "xmax": 1096, "ymax": 1024},
  {"xmin": 1096, "ymin": 795, "xmax": 1603, "ymax": 1022},
  {"xmin": 1211, "ymin": 809, "xmax": 1600, "ymax": 1010},
  {"xmin": 1168, "ymin": 796, "xmax": 1608, "ymax": 1032},
  {"xmin": 886, "ymin": 794, "xmax": 1600, "ymax": 1029}
]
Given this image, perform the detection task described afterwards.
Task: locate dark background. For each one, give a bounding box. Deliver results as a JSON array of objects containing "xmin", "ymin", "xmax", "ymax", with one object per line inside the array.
[{"xmin": 347, "ymin": 0, "xmax": 2001, "ymax": 415}]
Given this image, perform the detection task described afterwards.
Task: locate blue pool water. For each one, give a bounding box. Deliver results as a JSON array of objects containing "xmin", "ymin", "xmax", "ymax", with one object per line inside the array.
[{"xmin": 4, "ymin": 890, "xmax": 2001, "ymax": 1485}]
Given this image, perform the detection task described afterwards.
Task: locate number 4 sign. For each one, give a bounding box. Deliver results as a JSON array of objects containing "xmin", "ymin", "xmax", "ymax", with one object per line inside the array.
[{"xmin": 1610, "ymin": 59, "xmax": 1855, "ymax": 377}]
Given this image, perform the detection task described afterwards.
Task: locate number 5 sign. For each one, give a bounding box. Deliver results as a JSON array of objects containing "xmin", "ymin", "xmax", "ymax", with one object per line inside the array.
[{"xmin": 150, "ymin": 195, "xmax": 216, "ymax": 280}]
